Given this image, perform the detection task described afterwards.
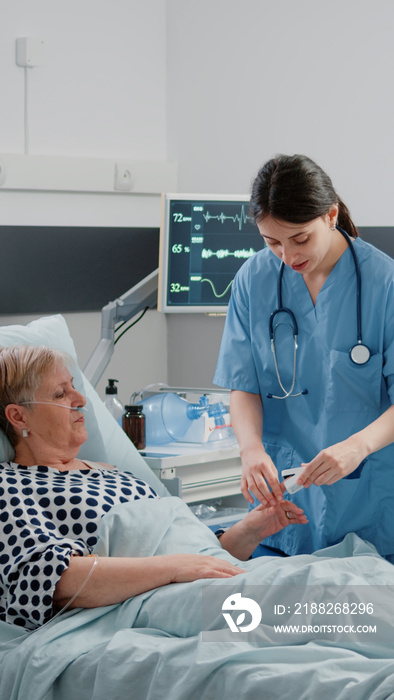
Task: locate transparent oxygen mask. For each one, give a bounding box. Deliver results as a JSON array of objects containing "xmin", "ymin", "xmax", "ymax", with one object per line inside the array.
[{"xmin": 205, "ymin": 401, "xmax": 237, "ymax": 448}]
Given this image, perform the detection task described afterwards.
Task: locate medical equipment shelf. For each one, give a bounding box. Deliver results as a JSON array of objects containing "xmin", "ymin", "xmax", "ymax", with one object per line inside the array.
[{"xmin": 141, "ymin": 442, "xmax": 243, "ymax": 504}]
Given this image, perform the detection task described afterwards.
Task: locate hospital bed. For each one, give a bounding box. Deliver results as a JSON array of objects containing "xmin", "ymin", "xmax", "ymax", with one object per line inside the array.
[{"xmin": 1, "ymin": 314, "xmax": 394, "ymax": 700}]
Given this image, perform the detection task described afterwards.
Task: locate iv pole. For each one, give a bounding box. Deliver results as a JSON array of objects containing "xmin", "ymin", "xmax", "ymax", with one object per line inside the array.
[{"xmin": 83, "ymin": 268, "xmax": 159, "ymax": 388}]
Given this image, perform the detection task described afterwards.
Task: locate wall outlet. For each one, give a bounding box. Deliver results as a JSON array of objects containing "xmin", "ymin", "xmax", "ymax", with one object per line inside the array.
[{"xmin": 114, "ymin": 163, "xmax": 134, "ymax": 191}]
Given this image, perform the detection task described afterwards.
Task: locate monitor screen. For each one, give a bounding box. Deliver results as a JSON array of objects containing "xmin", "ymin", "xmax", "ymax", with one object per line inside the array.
[
  {"xmin": 358, "ymin": 227, "xmax": 394, "ymax": 258},
  {"xmin": 158, "ymin": 194, "xmax": 264, "ymax": 312}
]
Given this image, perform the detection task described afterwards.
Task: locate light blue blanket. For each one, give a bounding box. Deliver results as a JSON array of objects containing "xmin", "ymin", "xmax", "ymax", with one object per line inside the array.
[{"xmin": 1, "ymin": 497, "xmax": 394, "ymax": 700}]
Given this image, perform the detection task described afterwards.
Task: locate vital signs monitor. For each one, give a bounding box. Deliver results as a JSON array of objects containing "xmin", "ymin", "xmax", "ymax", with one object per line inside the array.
[{"xmin": 158, "ymin": 193, "xmax": 264, "ymax": 312}]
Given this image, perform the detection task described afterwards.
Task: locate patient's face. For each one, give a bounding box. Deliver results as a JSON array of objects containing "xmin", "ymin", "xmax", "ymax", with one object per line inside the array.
[{"xmin": 26, "ymin": 363, "xmax": 88, "ymax": 454}]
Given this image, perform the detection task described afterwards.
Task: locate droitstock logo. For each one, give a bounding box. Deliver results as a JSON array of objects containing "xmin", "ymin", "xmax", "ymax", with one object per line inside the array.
[
  {"xmin": 202, "ymin": 584, "xmax": 389, "ymax": 643},
  {"xmin": 221, "ymin": 593, "xmax": 262, "ymax": 633}
]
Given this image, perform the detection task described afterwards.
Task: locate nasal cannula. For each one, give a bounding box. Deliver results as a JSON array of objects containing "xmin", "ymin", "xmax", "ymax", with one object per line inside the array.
[{"xmin": 20, "ymin": 402, "xmax": 87, "ymax": 411}]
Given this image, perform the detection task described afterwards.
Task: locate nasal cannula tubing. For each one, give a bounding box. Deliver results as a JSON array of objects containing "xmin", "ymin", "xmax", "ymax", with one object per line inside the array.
[
  {"xmin": 0, "ymin": 554, "xmax": 99, "ymax": 649},
  {"xmin": 0, "ymin": 400, "xmax": 91, "ymax": 648},
  {"xmin": 19, "ymin": 402, "xmax": 87, "ymax": 412}
]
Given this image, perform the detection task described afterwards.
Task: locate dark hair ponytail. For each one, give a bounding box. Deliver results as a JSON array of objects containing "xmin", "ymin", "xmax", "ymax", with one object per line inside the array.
[
  {"xmin": 336, "ymin": 197, "xmax": 358, "ymax": 238},
  {"xmin": 250, "ymin": 154, "xmax": 358, "ymax": 238}
]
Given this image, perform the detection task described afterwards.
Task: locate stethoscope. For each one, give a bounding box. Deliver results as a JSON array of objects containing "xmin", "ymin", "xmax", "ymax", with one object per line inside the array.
[{"xmin": 267, "ymin": 225, "xmax": 371, "ymax": 399}]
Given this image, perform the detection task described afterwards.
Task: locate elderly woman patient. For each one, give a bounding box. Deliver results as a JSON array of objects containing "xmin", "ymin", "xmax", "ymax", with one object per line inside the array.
[{"xmin": 0, "ymin": 346, "xmax": 307, "ymax": 630}]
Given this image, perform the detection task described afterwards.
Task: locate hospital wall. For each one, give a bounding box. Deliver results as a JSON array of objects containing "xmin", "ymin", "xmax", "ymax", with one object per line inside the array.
[
  {"xmin": 1, "ymin": 0, "xmax": 394, "ymax": 401},
  {"xmin": 165, "ymin": 0, "xmax": 394, "ymax": 388},
  {"xmin": 0, "ymin": 0, "xmax": 168, "ymax": 403}
]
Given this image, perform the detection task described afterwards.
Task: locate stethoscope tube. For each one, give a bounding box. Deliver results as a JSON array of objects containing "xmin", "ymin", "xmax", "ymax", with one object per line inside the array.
[
  {"xmin": 269, "ymin": 263, "xmax": 299, "ymax": 339},
  {"xmin": 336, "ymin": 226, "xmax": 362, "ymax": 344},
  {"xmin": 336, "ymin": 225, "xmax": 371, "ymax": 365}
]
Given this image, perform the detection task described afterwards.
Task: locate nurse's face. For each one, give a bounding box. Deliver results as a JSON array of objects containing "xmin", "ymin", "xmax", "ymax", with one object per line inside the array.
[{"xmin": 257, "ymin": 206, "xmax": 339, "ymax": 276}]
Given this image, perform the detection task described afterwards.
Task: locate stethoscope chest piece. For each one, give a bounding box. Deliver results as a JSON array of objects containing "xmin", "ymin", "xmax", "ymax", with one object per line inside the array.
[{"xmin": 350, "ymin": 342, "xmax": 371, "ymax": 365}]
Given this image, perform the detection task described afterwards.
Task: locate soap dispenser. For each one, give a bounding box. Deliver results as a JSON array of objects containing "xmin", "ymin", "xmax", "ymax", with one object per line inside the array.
[{"xmin": 104, "ymin": 379, "xmax": 124, "ymax": 427}]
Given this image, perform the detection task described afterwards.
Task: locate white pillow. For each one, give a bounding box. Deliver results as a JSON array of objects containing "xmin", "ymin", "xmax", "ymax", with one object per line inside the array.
[{"xmin": 0, "ymin": 314, "xmax": 168, "ymax": 496}]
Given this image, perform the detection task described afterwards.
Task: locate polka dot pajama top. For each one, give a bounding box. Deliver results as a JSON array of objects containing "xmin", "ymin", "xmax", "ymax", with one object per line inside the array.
[{"xmin": 0, "ymin": 462, "xmax": 158, "ymax": 630}]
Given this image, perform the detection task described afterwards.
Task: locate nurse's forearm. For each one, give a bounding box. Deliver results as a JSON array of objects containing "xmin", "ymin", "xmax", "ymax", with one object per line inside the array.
[
  {"xmin": 230, "ymin": 390, "xmax": 264, "ymax": 451},
  {"xmin": 353, "ymin": 404, "xmax": 394, "ymax": 457},
  {"xmin": 231, "ymin": 390, "xmax": 282, "ymax": 503}
]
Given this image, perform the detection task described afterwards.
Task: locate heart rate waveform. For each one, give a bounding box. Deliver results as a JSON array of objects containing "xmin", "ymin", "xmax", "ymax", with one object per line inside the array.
[
  {"xmin": 199, "ymin": 277, "xmax": 233, "ymax": 299},
  {"xmin": 201, "ymin": 247, "xmax": 257, "ymax": 260},
  {"xmin": 202, "ymin": 204, "xmax": 254, "ymax": 231}
]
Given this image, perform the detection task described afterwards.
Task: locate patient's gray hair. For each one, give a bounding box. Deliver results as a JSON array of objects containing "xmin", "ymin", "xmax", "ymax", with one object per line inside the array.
[{"xmin": 0, "ymin": 345, "xmax": 72, "ymax": 447}]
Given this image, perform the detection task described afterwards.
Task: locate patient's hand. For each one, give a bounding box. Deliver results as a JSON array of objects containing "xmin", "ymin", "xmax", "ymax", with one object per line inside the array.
[
  {"xmin": 219, "ymin": 500, "xmax": 308, "ymax": 560},
  {"xmin": 244, "ymin": 500, "xmax": 308, "ymax": 539},
  {"xmin": 168, "ymin": 554, "xmax": 245, "ymax": 582}
]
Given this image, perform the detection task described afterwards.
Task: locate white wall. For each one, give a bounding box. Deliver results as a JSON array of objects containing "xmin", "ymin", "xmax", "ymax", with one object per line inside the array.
[
  {"xmin": 0, "ymin": 0, "xmax": 169, "ymax": 401},
  {"xmin": 165, "ymin": 0, "xmax": 394, "ymax": 386},
  {"xmin": 1, "ymin": 1, "xmax": 394, "ymax": 396},
  {"xmin": 1, "ymin": 0, "xmax": 167, "ymax": 159}
]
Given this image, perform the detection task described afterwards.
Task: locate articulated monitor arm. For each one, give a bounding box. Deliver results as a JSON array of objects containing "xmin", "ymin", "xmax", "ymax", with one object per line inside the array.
[{"xmin": 83, "ymin": 268, "xmax": 159, "ymax": 388}]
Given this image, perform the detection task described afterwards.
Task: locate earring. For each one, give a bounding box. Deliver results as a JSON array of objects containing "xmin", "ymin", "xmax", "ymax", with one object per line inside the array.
[{"xmin": 22, "ymin": 428, "xmax": 29, "ymax": 438}]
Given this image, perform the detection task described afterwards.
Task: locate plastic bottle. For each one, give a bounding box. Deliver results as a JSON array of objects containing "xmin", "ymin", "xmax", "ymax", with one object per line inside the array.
[
  {"xmin": 139, "ymin": 392, "xmax": 206, "ymax": 444},
  {"xmin": 139, "ymin": 393, "xmax": 236, "ymax": 446},
  {"xmin": 104, "ymin": 379, "xmax": 124, "ymax": 427},
  {"xmin": 123, "ymin": 405, "xmax": 146, "ymax": 450}
]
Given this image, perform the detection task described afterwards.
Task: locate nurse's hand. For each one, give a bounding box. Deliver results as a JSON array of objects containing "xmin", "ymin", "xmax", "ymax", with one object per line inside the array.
[
  {"xmin": 297, "ymin": 437, "xmax": 366, "ymax": 487},
  {"xmin": 240, "ymin": 445, "xmax": 283, "ymax": 506}
]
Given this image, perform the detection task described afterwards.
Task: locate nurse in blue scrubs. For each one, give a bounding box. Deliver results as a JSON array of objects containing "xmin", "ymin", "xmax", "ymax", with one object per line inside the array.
[{"xmin": 214, "ymin": 154, "xmax": 394, "ymax": 561}]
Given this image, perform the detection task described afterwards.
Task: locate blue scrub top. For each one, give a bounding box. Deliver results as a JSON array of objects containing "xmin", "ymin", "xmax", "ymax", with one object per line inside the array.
[{"xmin": 214, "ymin": 238, "xmax": 394, "ymax": 557}]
